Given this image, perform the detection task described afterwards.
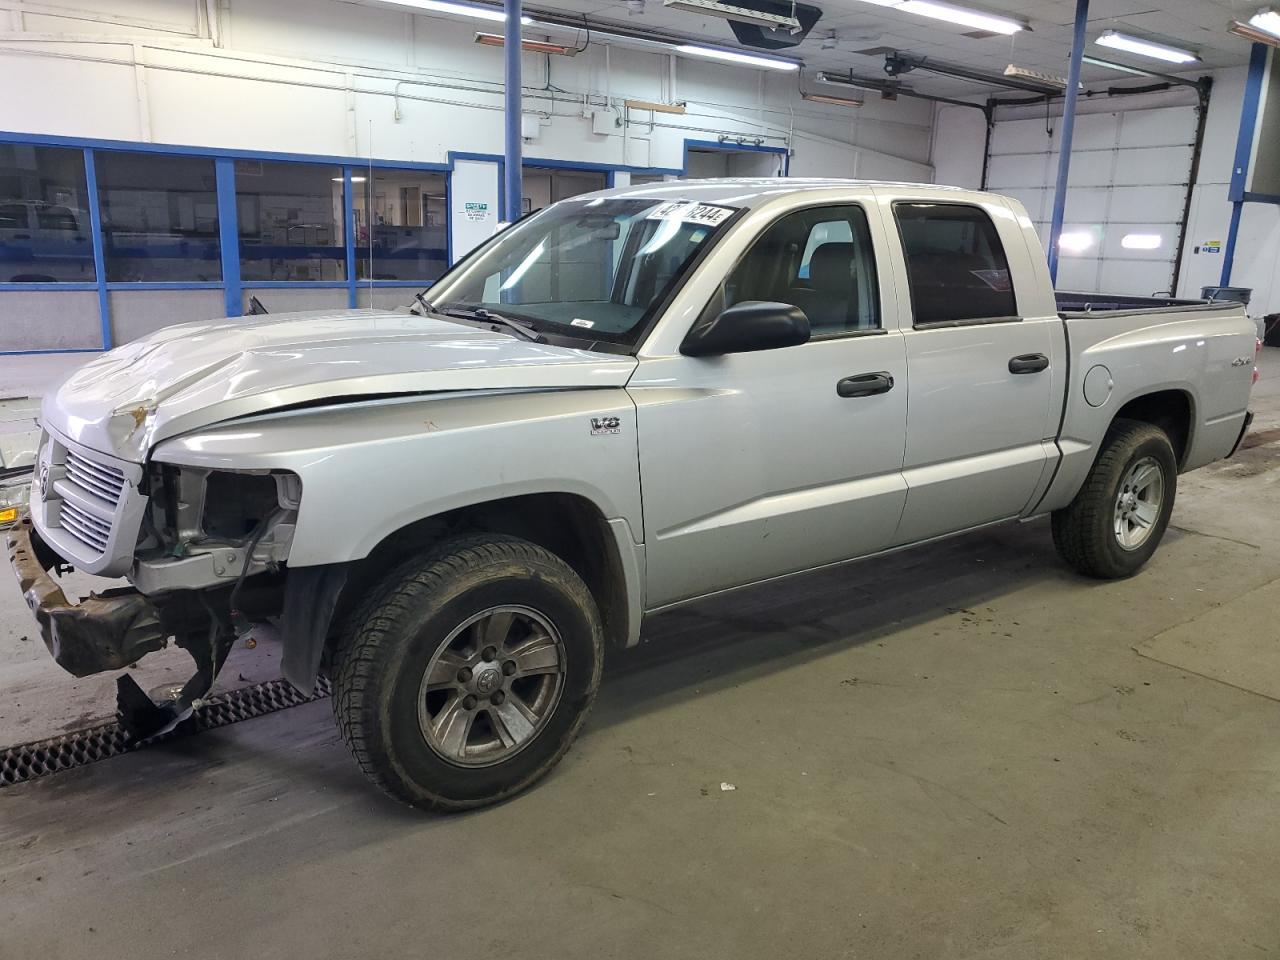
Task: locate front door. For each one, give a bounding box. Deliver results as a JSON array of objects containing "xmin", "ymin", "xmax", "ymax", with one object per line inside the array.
[{"xmin": 631, "ymin": 203, "xmax": 909, "ymax": 608}]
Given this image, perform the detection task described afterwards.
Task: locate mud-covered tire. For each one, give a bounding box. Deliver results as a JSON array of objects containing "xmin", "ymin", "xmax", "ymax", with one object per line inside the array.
[
  {"xmin": 331, "ymin": 535, "xmax": 603, "ymax": 811},
  {"xmin": 1051, "ymin": 418, "xmax": 1178, "ymax": 579}
]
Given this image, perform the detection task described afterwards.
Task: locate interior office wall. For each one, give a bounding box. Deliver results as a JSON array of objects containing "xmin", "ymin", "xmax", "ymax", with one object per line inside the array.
[{"xmin": 0, "ymin": 0, "xmax": 935, "ymax": 181}]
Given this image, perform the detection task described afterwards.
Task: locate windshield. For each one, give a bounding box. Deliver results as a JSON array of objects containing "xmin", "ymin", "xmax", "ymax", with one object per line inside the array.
[{"xmin": 425, "ymin": 197, "xmax": 738, "ymax": 345}]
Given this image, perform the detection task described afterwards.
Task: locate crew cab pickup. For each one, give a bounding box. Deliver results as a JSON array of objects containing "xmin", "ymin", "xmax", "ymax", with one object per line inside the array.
[{"xmin": 9, "ymin": 180, "xmax": 1257, "ymax": 810}]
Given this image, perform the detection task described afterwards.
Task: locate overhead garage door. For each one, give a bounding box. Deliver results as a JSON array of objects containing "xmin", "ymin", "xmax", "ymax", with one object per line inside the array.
[{"xmin": 985, "ymin": 102, "xmax": 1198, "ymax": 297}]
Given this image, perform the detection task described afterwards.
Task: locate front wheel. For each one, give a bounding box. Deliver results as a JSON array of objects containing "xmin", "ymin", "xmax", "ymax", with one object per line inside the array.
[
  {"xmin": 1051, "ymin": 419, "xmax": 1178, "ymax": 579},
  {"xmin": 332, "ymin": 535, "xmax": 604, "ymax": 811}
]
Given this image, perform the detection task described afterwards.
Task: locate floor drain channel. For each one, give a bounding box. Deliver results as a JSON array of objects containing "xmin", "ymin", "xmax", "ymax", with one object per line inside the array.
[{"xmin": 0, "ymin": 676, "xmax": 330, "ymax": 789}]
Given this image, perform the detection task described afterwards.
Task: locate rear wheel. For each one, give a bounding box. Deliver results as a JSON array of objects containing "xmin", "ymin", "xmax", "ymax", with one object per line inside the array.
[
  {"xmin": 1051, "ymin": 419, "xmax": 1178, "ymax": 579},
  {"xmin": 332, "ymin": 535, "xmax": 604, "ymax": 811}
]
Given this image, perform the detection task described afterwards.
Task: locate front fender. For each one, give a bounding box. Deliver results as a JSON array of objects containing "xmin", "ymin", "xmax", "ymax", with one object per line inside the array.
[{"xmin": 151, "ymin": 389, "xmax": 643, "ymax": 566}]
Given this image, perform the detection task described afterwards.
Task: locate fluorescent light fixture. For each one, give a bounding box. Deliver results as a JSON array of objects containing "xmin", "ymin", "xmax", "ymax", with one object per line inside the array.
[
  {"xmin": 802, "ymin": 92, "xmax": 864, "ymax": 107},
  {"xmin": 1082, "ymin": 54, "xmax": 1153, "ymax": 76},
  {"xmin": 674, "ymin": 44, "xmax": 800, "ymax": 70},
  {"xmin": 893, "ymin": 0, "xmax": 1024, "ymax": 35},
  {"xmin": 1249, "ymin": 8, "xmax": 1280, "ymax": 36},
  {"xmin": 333, "ymin": 176, "xmax": 368, "ymax": 182},
  {"xmin": 1057, "ymin": 230, "xmax": 1095, "ymax": 254},
  {"xmin": 1095, "ymin": 30, "xmax": 1198, "ymax": 64},
  {"xmin": 1230, "ymin": 15, "xmax": 1280, "ymax": 47},
  {"xmin": 624, "ymin": 98, "xmax": 687, "ymax": 114},
  {"xmin": 1121, "ymin": 233, "xmax": 1162, "ymax": 250},
  {"xmin": 474, "ymin": 31, "xmax": 579, "ymax": 54},
  {"xmin": 377, "ymin": 0, "xmax": 531, "ymax": 23},
  {"xmin": 663, "ymin": 0, "xmax": 800, "ymax": 30},
  {"xmin": 1004, "ymin": 64, "xmax": 1069, "ymax": 88}
]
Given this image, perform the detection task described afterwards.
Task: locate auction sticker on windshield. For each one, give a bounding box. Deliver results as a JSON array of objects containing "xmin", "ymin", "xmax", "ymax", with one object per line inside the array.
[{"xmin": 646, "ymin": 201, "xmax": 735, "ymax": 227}]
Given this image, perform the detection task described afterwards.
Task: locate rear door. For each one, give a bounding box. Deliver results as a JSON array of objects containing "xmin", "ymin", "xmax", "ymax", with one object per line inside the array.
[{"xmin": 876, "ymin": 191, "xmax": 1063, "ymax": 545}]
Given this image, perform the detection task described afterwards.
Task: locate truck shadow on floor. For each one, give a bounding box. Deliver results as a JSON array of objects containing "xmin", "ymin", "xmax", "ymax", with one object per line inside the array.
[{"xmin": 590, "ymin": 517, "xmax": 1124, "ymax": 731}]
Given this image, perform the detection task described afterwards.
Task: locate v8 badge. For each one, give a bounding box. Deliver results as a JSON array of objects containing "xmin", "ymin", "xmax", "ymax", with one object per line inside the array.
[{"xmin": 590, "ymin": 416, "xmax": 621, "ymax": 436}]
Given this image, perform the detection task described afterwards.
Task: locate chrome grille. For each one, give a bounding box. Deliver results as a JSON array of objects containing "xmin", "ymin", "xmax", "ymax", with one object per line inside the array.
[
  {"xmin": 58, "ymin": 498, "xmax": 113, "ymax": 552},
  {"xmin": 64, "ymin": 450, "xmax": 126, "ymax": 506},
  {"xmin": 33, "ymin": 432, "xmax": 144, "ymax": 576}
]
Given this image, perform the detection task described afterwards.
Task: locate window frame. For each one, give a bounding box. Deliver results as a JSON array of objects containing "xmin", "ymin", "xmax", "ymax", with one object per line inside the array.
[
  {"xmin": 235, "ymin": 158, "xmax": 347, "ymax": 283},
  {"xmin": 694, "ymin": 200, "xmax": 887, "ymax": 342},
  {"xmin": 890, "ymin": 200, "xmax": 1022, "ymax": 330}
]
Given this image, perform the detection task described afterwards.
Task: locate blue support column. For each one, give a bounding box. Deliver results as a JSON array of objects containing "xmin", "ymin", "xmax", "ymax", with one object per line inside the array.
[
  {"xmin": 82, "ymin": 148, "xmax": 112, "ymax": 351},
  {"xmin": 344, "ymin": 166, "xmax": 358, "ymax": 308},
  {"xmin": 1220, "ymin": 200, "xmax": 1244, "ymax": 287},
  {"xmin": 503, "ymin": 0, "xmax": 523, "ymax": 221},
  {"xmin": 1046, "ymin": 0, "xmax": 1089, "ymax": 286},
  {"xmin": 214, "ymin": 158, "xmax": 242, "ymax": 317}
]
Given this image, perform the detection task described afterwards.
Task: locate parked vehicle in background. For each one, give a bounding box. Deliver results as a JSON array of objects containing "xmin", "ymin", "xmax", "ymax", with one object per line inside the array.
[
  {"xmin": 0, "ymin": 200, "xmax": 93, "ymax": 282},
  {"xmin": 9, "ymin": 180, "xmax": 1257, "ymax": 810}
]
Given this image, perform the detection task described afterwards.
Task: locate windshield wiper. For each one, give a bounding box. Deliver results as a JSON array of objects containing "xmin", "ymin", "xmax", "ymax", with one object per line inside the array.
[{"xmin": 440, "ymin": 303, "xmax": 546, "ymax": 343}]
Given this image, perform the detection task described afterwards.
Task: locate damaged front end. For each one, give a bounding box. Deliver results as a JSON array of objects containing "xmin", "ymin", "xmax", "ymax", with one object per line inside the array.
[{"xmin": 13, "ymin": 428, "xmax": 305, "ymax": 742}]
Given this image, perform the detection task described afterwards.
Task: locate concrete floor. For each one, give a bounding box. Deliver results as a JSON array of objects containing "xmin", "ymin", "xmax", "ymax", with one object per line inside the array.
[{"xmin": 1, "ymin": 352, "xmax": 1278, "ymax": 960}]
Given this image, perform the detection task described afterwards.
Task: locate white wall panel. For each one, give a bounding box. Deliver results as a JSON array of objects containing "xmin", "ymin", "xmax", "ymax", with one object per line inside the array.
[
  {"xmin": 0, "ymin": 49, "xmax": 140, "ymax": 141},
  {"xmin": 0, "ymin": 292, "xmax": 101, "ymax": 351},
  {"xmin": 109, "ymin": 289, "xmax": 226, "ymax": 343}
]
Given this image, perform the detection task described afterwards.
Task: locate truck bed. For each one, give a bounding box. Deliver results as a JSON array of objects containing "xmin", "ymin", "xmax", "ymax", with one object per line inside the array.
[{"xmin": 1055, "ymin": 291, "xmax": 1206, "ymax": 314}]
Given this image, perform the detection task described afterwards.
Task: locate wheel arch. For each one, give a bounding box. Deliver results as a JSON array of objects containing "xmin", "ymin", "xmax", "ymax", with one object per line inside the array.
[
  {"xmin": 1110, "ymin": 387, "xmax": 1195, "ymax": 469},
  {"xmin": 325, "ymin": 492, "xmax": 641, "ymax": 666}
]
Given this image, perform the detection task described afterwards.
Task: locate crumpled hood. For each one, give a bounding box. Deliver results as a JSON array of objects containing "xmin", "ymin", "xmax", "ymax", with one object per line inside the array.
[{"xmin": 44, "ymin": 309, "xmax": 637, "ymax": 462}]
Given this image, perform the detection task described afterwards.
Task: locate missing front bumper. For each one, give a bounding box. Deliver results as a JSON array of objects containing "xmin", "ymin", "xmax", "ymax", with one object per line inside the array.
[{"xmin": 6, "ymin": 516, "xmax": 168, "ymax": 677}]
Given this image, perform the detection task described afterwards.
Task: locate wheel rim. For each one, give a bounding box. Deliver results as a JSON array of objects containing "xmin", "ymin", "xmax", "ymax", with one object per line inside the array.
[
  {"xmin": 1113, "ymin": 456, "xmax": 1165, "ymax": 551},
  {"xmin": 417, "ymin": 605, "xmax": 566, "ymax": 768}
]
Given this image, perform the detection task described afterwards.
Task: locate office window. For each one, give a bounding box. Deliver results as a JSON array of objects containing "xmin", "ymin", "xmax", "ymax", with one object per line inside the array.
[
  {"xmin": 354, "ymin": 169, "xmax": 448, "ymax": 282},
  {"xmin": 723, "ymin": 205, "xmax": 880, "ymax": 336},
  {"xmin": 0, "ymin": 145, "xmax": 94, "ymax": 283},
  {"xmin": 894, "ymin": 202, "xmax": 1017, "ymax": 325},
  {"xmin": 236, "ymin": 160, "xmax": 345, "ymax": 281},
  {"xmin": 96, "ymin": 152, "xmax": 221, "ymax": 282}
]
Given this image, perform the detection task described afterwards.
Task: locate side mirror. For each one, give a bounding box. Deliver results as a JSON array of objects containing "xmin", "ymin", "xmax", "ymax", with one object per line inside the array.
[{"xmin": 680, "ymin": 301, "xmax": 811, "ymax": 357}]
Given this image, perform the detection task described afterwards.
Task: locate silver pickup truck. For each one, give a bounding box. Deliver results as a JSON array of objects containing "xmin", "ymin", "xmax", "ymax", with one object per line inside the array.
[{"xmin": 9, "ymin": 180, "xmax": 1257, "ymax": 810}]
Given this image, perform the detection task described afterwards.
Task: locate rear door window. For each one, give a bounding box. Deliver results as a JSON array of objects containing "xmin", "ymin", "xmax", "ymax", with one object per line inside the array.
[{"xmin": 894, "ymin": 202, "xmax": 1017, "ymax": 326}]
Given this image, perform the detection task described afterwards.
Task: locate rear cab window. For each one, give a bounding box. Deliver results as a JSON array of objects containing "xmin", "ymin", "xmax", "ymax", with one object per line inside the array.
[{"xmin": 893, "ymin": 202, "xmax": 1018, "ymax": 327}]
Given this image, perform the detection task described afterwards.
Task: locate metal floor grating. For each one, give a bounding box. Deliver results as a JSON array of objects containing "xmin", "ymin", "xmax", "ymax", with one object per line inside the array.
[{"xmin": 0, "ymin": 676, "xmax": 330, "ymax": 788}]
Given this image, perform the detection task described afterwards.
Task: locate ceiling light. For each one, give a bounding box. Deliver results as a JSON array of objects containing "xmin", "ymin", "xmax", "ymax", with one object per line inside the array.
[
  {"xmin": 1250, "ymin": 8, "xmax": 1280, "ymax": 36},
  {"xmin": 1057, "ymin": 230, "xmax": 1095, "ymax": 253},
  {"xmin": 1004, "ymin": 64, "xmax": 1069, "ymax": 88},
  {"xmin": 377, "ymin": 0, "xmax": 532, "ymax": 24},
  {"xmin": 1121, "ymin": 233, "xmax": 1162, "ymax": 250},
  {"xmin": 893, "ymin": 0, "xmax": 1024, "ymax": 35},
  {"xmin": 1230, "ymin": 17, "xmax": 1280, "ymax": 47},
  {"xmin": 624, "ymin": 98, "xmax": 688, "ymax": 114},
  {"xmin": 1095, "ymin": 30, "xmax": 1198, "ymax": 64},
  {"xmin": 674, "ymin": 44, "xmax": 801, "ymax": 70},
  {"xmin": 803, "ymin": 92, "xmax": 864, "ymax": 107},
  {"xmin": 474, "ymin": 31, "xmax": 580, "ymax": 54},
  {"xmin": 1082, "ymin": 54, "xmax": 1153, "ymax": 76},
  {"xmin": 333, "ymin": 176, "xmax": 368, "ymax": 182},
  {"xmin": 663, "ymin": 0, "xmax": 800, "ymax": 31}
]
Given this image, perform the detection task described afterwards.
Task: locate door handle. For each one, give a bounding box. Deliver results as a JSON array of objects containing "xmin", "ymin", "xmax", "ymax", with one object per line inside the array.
[
  {"xmin": 837, "ymin": 372, "xmax": 894, "ymax": 398},
  {"xmin": 1008, "ymin": 353, "xmax": 1049, "ymax": 374}
]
